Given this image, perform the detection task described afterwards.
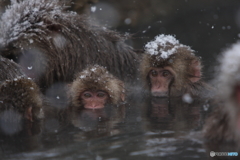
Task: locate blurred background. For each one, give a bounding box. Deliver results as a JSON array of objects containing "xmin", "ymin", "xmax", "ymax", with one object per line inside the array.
[{"xmin": 1, "ymin": 0, "xmax": 240, "ymax": 80}]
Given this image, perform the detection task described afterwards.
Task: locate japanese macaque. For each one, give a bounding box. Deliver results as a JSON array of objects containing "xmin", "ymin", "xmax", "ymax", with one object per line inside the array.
[
  {"xmin": 0, "ymin": 56, "xmax": 43, "ymax": 121},
  {"xmin": 141, "ymin": 34, "xmax": 206, "ymax": 97},
  {"xmin": 203, "ymin": 42, "xmax": 240, "ymax": 148},
  {"xmin": 68, "ymin": 65, "xmax": 125, "ymax": 109},
  {"xmin": 0, "ymin": 77, "xmax": 44, "ymax": 121},
  {"xmin": 0, "ymin": 0, "xmax": 138, "ymax": 91}
]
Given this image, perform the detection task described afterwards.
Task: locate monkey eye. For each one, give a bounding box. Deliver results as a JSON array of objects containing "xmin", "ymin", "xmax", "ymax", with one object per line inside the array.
[
  {"xmin": 162, "ymin": 70, "xmax": 171, "ymax": 77},
  {"xmin": 97, "ymin": 92, "xmax": 106, "ymax": 97},
  {"xmin": 83, "ymin": 93, "xmax": 92, "ymax": 98},
  {"xmin": 150, "ymin": 70, "xmax": 158, "ymax": 77}
]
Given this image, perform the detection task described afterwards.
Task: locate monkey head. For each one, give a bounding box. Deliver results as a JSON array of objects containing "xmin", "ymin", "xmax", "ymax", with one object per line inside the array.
[
  {"xmin": 141, "ymin": 34, "xmax": 202, "ymax": 97},
  {"xmin": 0, "ymin": 77, "xmax": 44, "ymax": 121},
  {"xmin": 68, "ymin": 65, "xmax": 125, "ymax": 109}
]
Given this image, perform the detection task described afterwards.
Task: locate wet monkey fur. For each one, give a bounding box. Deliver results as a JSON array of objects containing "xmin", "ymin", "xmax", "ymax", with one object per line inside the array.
[
  {"xmin": 0, "ymin": 56, "xmax": 25, "ymax": 82},
  {"xmin": 0, "ymin": 77, "xmax": 44, "ymax": 121},
  {"xmin": 0, "ymin": 0, "xmax": 139, "ymax": 91},
  {"xmin": 0, "ymin": 56, "xmax": 43, "ymax": 121},
  {"xmin": 203, "ymin": 42, "xmax": 240, "ymax": 147},
  {"xmin": 68, "ymin": 65, "xmax": 125, "ymax": 109}
]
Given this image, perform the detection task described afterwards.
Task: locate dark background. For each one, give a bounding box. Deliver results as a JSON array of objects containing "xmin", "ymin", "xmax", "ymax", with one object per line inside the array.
[
  {"xmin": 0, "ymin": 1, "xmax": 236, "ymax": 159},
  {"xmin": 1, "ymin": 0, "xmax": 240, "ymax": 80}
]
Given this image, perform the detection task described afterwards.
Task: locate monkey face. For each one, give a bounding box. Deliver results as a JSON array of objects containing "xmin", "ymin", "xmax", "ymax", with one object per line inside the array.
[
  {"xmin": 80, "ymin": 90, "xmax": 109, "ymax": 109},
  {"xmin": 148, "ymin": 67, "xmax": 174, "ymax": 97}
]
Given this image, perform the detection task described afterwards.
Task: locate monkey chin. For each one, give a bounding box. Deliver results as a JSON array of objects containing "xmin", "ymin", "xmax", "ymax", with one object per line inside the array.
[
  {"xmin": 83, "ymin": 105, "xmax": 105, "ymax": 110},
  {"xmin": 151, "ymin": 91, "xmax": 168, "ymax": 98}
]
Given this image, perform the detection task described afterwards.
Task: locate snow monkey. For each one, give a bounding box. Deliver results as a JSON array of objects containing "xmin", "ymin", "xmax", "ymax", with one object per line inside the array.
[
  {"xmin": 0, "ymin": 56, "xmax": 43, "ymax": 121},
  {"xmin": 203, "ymin": 42, "xmax": 240, "ymax": 149},
  {"xmin": 0, "ymin": 0, "xmax": 138, "ymax": 92},
  {"xmin": 140, "ymin": 34, "xmax": 206, "ymax": 97},
  {"xmin": 68, "ymin": 65, "xmax": 125, "ymax": 109}
]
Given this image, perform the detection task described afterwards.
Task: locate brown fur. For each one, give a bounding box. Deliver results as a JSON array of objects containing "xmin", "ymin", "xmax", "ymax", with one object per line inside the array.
[
  {"xmin": 68, "ymin": 65, "xmax": 125, "ymax": 108},
  {"xmin": 203, "ymin": 42, "xmax": 240, "ymax": 151},
  {"xmin": 202, "ymin": 100, "xmax": 240, "ymax": 153},
  {"xmin": 141, "ymin": 39, "xmax": 206, "ymax": 97},
  {"xmin": 0, "ymin": 77, "xmax": 44, "ymax": 120},
  {"xmin": 203, "ymin": 105, "xmax": 235, "ymax": 143},
  {"xmin": 0, "ymin": 0, "xmax": 138, "ymax": 91},
  {"xmin": 0, "ymin": 56, "xmax": 25, "ymax": 82},
  {"xmin": 0, "ymin": 56, "xmax": 43, "ymax": 121}
]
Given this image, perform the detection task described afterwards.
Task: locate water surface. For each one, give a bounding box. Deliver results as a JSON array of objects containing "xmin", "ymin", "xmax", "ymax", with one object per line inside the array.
[{"xmin": 0, "ymin": 96, "xmax": 211, "ymax": 160}]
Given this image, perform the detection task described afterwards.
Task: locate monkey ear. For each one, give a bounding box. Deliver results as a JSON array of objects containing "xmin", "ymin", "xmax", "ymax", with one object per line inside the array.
[
  {"xmin": 121, "ymin": 93, "xmax": 125, "ymax": 102},
  {"xmin": 189, "ymin": 60, "xmax": 202, "ymax": 83},
  {"xmin": 24, "ymin": 107, "xmax": 33, "ymax": 122}
]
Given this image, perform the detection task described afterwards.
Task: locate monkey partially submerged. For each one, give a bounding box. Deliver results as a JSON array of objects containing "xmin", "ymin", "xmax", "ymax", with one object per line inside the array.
[
  {"xmin": 0, "ymin": 77, "xmax": 44, "ymax": 121},
  {"xmin": 141, "ymin": 34, "xmax": 207, "ymax": 97},
  {"xmin": 0, "ymin": 56, "xmax": 43, "ymax": 121},
  {"xmin": 203, "ymin": 42, "xmax": 240, "ymax": 149},
  {"xmin": 68, "ymin": 65, "xmax": 125, "ymax": 109},
  {"xmin": 0, "ymin": 0, "xmax": 139, "ymax": 91}
]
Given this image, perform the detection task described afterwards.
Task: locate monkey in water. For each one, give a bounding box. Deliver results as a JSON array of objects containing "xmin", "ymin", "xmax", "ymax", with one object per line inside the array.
[
  {"xmin": 0, "ymin": 56, "xmax": 43, "ymax": 121},
  {"xmin": 203, "ymin": 42, "xmax": 240, "ymax": 150},
  {"xmin": 68, "ymin": 65, "xmax": 125, "ymax": 110},
  {"xmin": 140, "ymin": 34, "xmax": 207, "ymax": 98},
  {"xmin": 0, "ymin": 0, "xmax": 139, "ymax": 91}
]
